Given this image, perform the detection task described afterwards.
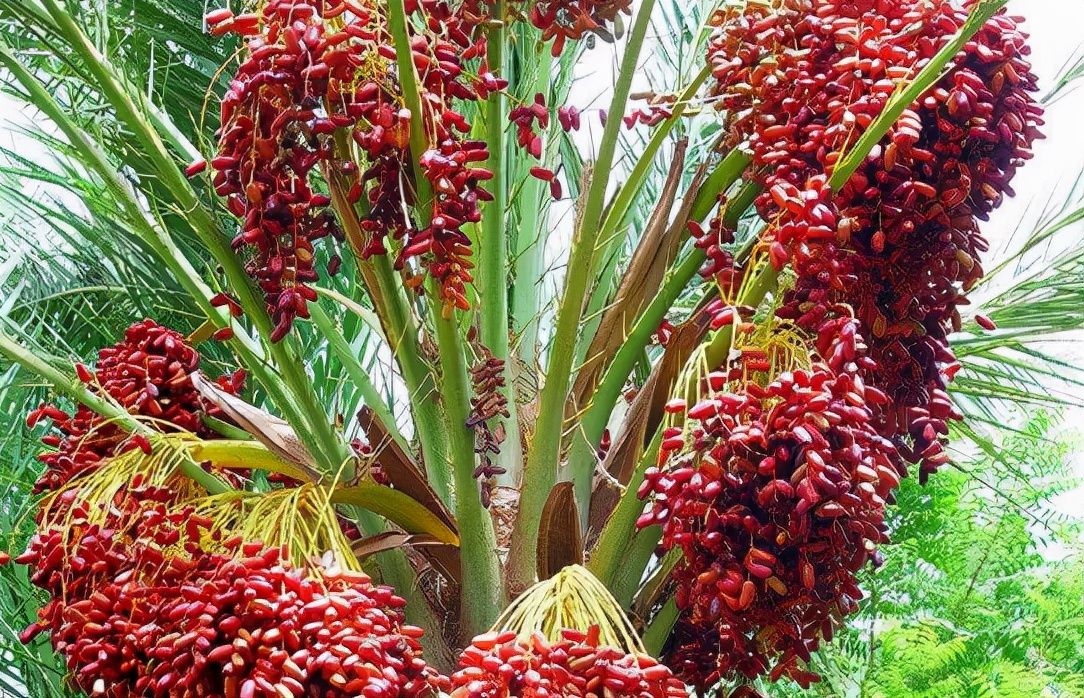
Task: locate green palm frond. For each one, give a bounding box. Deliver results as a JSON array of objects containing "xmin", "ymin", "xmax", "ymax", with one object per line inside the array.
[
  {"xmin": 772, "ymin": 414, "xmax": 1084, "ymax": 698},
  {"xmin": 1045, "ymin": 44, "xmax": 1084, "ymax": 106}
]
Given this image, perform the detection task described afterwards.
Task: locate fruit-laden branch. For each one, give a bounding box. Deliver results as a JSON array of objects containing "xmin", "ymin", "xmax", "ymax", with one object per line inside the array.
[
  {"xmin": 35, "ymin": 0, "xmax": 349, "ymax": 476},
  {"xmin": 387, "ymin": 0, "xmax": 506, "ymax": 636},
  {"xmin": 632, "ymin": 1, "xmax": 1030, "ymax": 680}
]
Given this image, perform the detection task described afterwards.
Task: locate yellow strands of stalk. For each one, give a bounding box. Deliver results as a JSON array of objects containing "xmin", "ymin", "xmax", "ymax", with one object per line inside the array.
[
  {"xmin": 736, "ymin": 322, "xmax": 813, "ymax": 382},
  {"xmin": 669, "ymin": 234, "xmax": 810, "ymax": 420},
  {"xmin": 37, "ymin": 427, "xmax": 202, "ymax": 535},
  {"xmin": 188, "ymin": 484, "xmax": 360, "ymax": 572},
  {"xmin": 736, "ymin": 241, "xmax": 776, "ymax": 305},
  {"xmin": 493, "ymin": 565, "xmax": 645, "ymax": 655},
  {"xmin": 674, "ymin": 342, "xmax": 719, "ymax": 415}
]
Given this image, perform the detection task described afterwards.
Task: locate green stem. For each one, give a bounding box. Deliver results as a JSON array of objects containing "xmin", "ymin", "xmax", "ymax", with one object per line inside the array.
[
  {"xmin": 388, "ymin": 0, "xmax": 505, "ymax": 634},
  {"xmin": 185, "ymin": 440, "xmax": 309, "ymax": 480},
  {"xmin": 386, "ymin": 0, "xmax": 433, "ymax": 211},
  {"xmin": 382, "ymin": 0, "xmax": 460, "ymax": 501},
  {"xmin": 642, "ymin": 598, "xmax": 679, "ymax": 657},
  {"xmin": 587, "ymin": 429, "xmax": 662, "ymax": 593},
  {"xmin": 479, "ymin": 0, "xmax": 523, "ymax": 483},
  {"xmin": 576, "ymin": 156, "xmax": 756, "ymax": 454},
  {"xmin": 433, "ymin": 314, "xmax": 507, "ymax": 635},
  {"xmin": 369, "ymin": 257, "xmax": 434, "ymax": 392},
  {"xmin": 480, "ymin": 4, "xmax": 509, "ymax": 352},
  {"xmin": 610, "ymin": 526, "xmax": 663, "ymax": 607},
  {"xmin": 508, "ymin": 0, "xmax": 659, "ymax": 591},
  {"xmin": 0, "ymin": 331, "xmax": 229, "ymax": 495},
  {"xmin": 368, "ymin": 257, "xmax": 451, "ymax": 497},
  {"xmin": 309, "ymin": 304, "xmax": 408, "ymax": 451},
  {"xmin": 323, "ymin": 146, "xmax": 451, "ymax": 500}
]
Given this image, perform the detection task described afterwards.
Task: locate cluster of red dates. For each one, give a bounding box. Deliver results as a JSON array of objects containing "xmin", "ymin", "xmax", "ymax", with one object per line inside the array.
[
  {"xmin": 25, "ymin": 320, "xmax": 242, "ymax": 494},
  {"xmin": 201, "ymin": 0, "xmax": 634, "ymax": 336},
  {"xmin": 15, "ymin": 322, "xmax": 443, "ymax": 698},
  {"xmin": 206, "ymin": 0, "xmax": 501, "ymax": 331},
  {"xmin": 639, "ymin": 0, "xmax": 1042, "ymax": 689},
  {"xmin": 451, "ymin": 628, "xmax": 687, "ymax": 698}
]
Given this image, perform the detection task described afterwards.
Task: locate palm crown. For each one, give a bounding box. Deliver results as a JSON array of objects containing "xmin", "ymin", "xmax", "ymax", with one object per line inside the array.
[{"xmin": 0, "ymin": 1, "xmax": 1082, "ymax": 697}]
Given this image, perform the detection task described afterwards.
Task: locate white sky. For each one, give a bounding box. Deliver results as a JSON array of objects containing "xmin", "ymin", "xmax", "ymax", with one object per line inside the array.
[{"xmin": 993, "ymin": 0, "xmax": 1084, "ymax": 520}]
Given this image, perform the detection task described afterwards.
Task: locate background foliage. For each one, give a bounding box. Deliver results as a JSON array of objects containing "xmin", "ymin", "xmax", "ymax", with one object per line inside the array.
[{"xmin": 770, "ymin": 414, "xmax": 1084, "ymax": 698}]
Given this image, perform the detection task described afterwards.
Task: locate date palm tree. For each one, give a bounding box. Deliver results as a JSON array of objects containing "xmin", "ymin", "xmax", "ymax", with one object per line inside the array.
[{"xmin": 0, "ymin": 1, "xmax": 1081, "ymax": 697}]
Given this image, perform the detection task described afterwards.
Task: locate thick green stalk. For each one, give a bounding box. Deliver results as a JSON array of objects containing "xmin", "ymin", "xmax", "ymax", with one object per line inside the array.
[
  {"xmin": 587, "ymin": 430, "xmax": 662, "ymax": 592},
  {"xmin": 507, "ymin": 0, "xmax": 660, "ymax": 591},
  {"xmin": 610, "ymin": 526, "xmax": 663, "ymax": 607},
  {"xmin": 386, "ymin": 0, "xmax": 434, "ymax": 211},
  {"xmin": 510, "ymin": 43, "xmax": 555, "ymax": 364},
  {"xmin": 479, "ymin": 1, "xmax": 523, "ymax": 482},
  {"xmin": 0, "ymin": 332, "xmax": 229, "ymax": 495},
  {"xmin": 37, "ymin": 0, "xmax": 347, "ymax": 474},
  {"xmin": 511, "ymin": 179, "xmax": 547, "ymax": 363},
  {"xmin": 642, "ymin": 598, "xmax": 679, "ymax": 657},
  {"xmin": 433, "ymin": 313, "xmax": 507, "ymax": 634},
  {"xmin": 480, "ymin": 3, "xmax": 509, "ymax": 351},
  {"xmin": 368, "ymin": 257, "xmax": 452, "ymax": 498},
  {"xmin": 323, "ymin": 146, "xmax": 450, "ymax": 500},
  {"xmin": 388, "ymin": 0, "xmax": 505, "ymax": 634}
]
